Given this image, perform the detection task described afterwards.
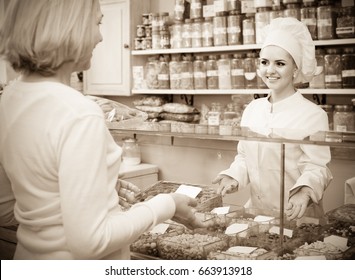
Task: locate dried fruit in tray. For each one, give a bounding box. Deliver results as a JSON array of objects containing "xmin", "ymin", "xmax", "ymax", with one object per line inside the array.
[
  {"xmin": 325, "ymin": 204, "xmax": 355, "ymax": 224},
  {"xmin": 157, "ymin": 228, "xmax": 229, "ymax": 260},
  {"xmin": 130, "ymin": 223, "xmax": 184, "ymax": 257},
  {"xmin": 140, "ymin": 181, "xmax": 223, "ymax": 212}
]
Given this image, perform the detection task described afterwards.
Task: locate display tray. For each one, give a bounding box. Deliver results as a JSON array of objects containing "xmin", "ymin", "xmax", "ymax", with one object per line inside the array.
[{"xmin": 140, "ymin": 180, "xmax": 223, "ymax": 212}]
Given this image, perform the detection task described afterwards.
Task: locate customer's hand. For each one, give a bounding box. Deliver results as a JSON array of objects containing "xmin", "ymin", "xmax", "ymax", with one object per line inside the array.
[
  {"xmin": 212, "ymin": 174, "xmax": 239, "ymax": 195},
  {"xmin": 286, "ymin": 186, "xmax": 316, "ymax": 220},
  {"xmin": 116, "ymin": 179, "xmax": 142, "ymax": 209},
  {"xmin": 169, "ymin": 193, "xmax": 206, "ymax": 230}
]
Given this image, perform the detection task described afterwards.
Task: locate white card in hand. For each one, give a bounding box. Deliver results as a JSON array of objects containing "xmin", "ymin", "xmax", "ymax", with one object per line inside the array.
[
  {"xmin": 175, "ymin": 184, "xmax": 202, "ymax": 198},
  {"xmin": 268, "ymin": 226, "xmax": 293, "ymax": 238}
]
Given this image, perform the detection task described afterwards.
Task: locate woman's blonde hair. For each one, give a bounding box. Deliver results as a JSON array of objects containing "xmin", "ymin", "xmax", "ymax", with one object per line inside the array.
[{"xmin": 0, "ymin": 0, "xmax": 99, "ymax": 76}]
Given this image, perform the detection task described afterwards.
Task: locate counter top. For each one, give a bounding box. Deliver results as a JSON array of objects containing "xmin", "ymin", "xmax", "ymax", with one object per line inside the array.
[{"xmin": 119, "ymin": 163, "xmax": 158, "ymax": 179}]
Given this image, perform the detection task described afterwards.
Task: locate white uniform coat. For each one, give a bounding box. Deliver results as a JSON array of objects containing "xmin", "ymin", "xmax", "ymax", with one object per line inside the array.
[{"xmin": 220, "ymin": 92, "xmax": 332, "ymax": 215}]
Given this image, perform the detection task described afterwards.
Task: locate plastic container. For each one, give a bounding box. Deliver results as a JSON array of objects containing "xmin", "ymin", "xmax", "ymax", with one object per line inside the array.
[
  {"xmin": 300, "ymin": 3, "xmax": 317, "ymax": 40},
  {"xmin": 192, "ymin": 18, "xmax": 203, "ymax": 48},
  {"xmin": 244, "ymin": 52, "xmax": 258, "ymax": 89},
  {"xmin": 145, "ymin": 55, "xmax": 159, "ymax": 89},
  {"xmin": 319, "ymin": 104, "xmax": 334, "ymax": 130},
  {"xmin": 122, "ymin": 138, "xmax": 141, "ymax": 166},
  {"xmin": 206, "ymin": 55, "xmax": 219, "ymax": 89},
  {"xmin": 182, "ymin": 19, "xmax": 193, "ymax": 48},
  {"xmin": 242, "ymin": 14, "xmax": 256, "ymax": 45},
  {"xmin": 169, "ymin": 54, "xmax": 182, "ymax": 89},
  {"xmin": 341, "ymin": 47, "xmax": 355, "ymax": 89},
  {"xmin": 213, "ymin": 12, "xmax": 228, "ymax": 46},
  {"xmin": 310, "ymin": 48, "xmax": 325, "ymax": 89},
  {"xmin": 324, "ymin": 48, "xmax": 342, "ymax": 89},
  {"xmin": 336, "ymin": 6, "xmax": 355, "ymax": 39},
  {"xmin": 227, "ymin": 10, "xmax": 243, "ymax": 45},
  {"xmin": 317, "ymin": 1, "xmax": 336, "ymax": 40},
  {"xmin": 333, "ymin": 105, "xmax": 355, "ymax": 132},
  {"xmin": 255, "ymin": 7, "xmax": 271, "ymax": 44},
  {"xmin": 231, "ymin": 53, "xmax": 246, "ymax": 89},
  {"xmin": 193, "ymin": 55, "xmax": 207, "ymax": 89},
  {"xmin": 181, "ymin": 54, "xmax": 194, "ymax": 90},
  {"xmin": 202, "ymin": 17, "xmax": 214, "ymax": 47},
  {"xmin": 218, "ymin": 54, "xmax": 232, "ymax": 89}
]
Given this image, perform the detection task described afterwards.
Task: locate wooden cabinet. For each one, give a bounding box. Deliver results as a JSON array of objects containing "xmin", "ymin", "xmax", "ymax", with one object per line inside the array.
[{"xmin": 84, "ymin": 0, "xmax": 150, "ymax": 96}]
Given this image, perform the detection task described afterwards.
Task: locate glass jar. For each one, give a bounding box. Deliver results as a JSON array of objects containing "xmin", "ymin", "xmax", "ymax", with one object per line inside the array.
[
  {"xmin": 284, "ymin": 3, "xmax": 301, "ymax": 20},
  {"xmin": 206, "ymin": 55, "xmax": 219, "ymax": 89},
  {"xmin": 310, "ymin": 48, "xmax": 326, "ymax": 89},
  {"xmin": 227, "ymin": 0, "xmax": 240, "ymax": 11},
  {"xmin": 122, "ymin": 138, "xmax": 141, "ymax": 166},
  {"xmin": 231, "ymin": 53, "xmax": 245, "ymax": 89},
  {"xmin": 193, "ymin": 55, "xmax": 207, "ymax": 89},
  {"xmin": 182, "ymin": 19, "xmax": 193, "ymax": 48},
  {"xmin": 169, "ymin": 54, "xmax": 182, "ymax": 89},
  {"xmin": 145, "ymin": 25, "xmax": 152, "ymax": 38},
  {"xmin": 202, "ymin": 17, "xmax": 214, "ymax": 47},
  {"xmin": 218, "ymin": 54, "xmax": 232, "ymax": 89},
  {"xmin": 242, "ymin": 14, "xmax": 256, "ymax": 45},
  {"xmin": 324, "ymin": 48, "xmax": 342, "ymax": 89},
  {"xmin": 254, "ymin": 0, "xmax": 273, "ymax": 8},
  {"xmin": 152, "ymin": 30, "xmax": 160, "ymax": 49},
  {"xmin": 269, "ymin": 5, "xmax": 284, "ymax": 21},
  {"xmin": 213, "ymin": 12, "xmax": 228, "ymax": 46},
  {"xmin": 159, "ymin": 12, "xmax": 170, "ymax": 30},
  {"xmin": 181, "ymin": 54, "xmax": 194, "ymax": 90},
  {"xmin": 317, "ymin": 1, "xmax": 336, "ymax": 40},
  {"xmin": 319, "ymin": 104, "xmax": 334, "ymax": 130},
  {"xmin": 142, "ymin": 13, "xmax": 151, "ymax": 26},
  {"xmin": 333, "ymin": 105, "xmax": 355, "ymax": 132},
  {"xmin": 207, "ymin": 102, "xmax": 223, "ymax": 126},
  {"xmin": 160, "ymin": 30, "xmax": 170, "ymax": 49},
  {"xmin": 255, "ymin": 7, "xmax": 271, "ymax": 44},
  {"xmin": 158, "ymin": 55, "xmax": 170, "ymax": 89},
  {"xmin": 192, "ymin": 18, "xmax": 203, "ymax": 48},
  {"xmin": 227, "ymin": 10, "xmax": 242, "ymax": 45},
  {"xmin": 145, "ymin": 55, "xmax": 159, "ymax": 89},
  {"xmin": 190, "ymin": 0, "xmax": 203, "ymax": 19},
  {"xmin": 342, "ymin": 47, "xmax": 355, "ymax": 89},
  {"xmin": 244, "ymin": 52, "xmax": 258, "ymax": 89},
  {"xmin": 151, "ymin": 13, "xmax": 160, "ymax": 32},
  {"xmin": 172, "ymin": 21, "xmax": 183, "ymax": 49},
  {"xmin": 336, "ymin": 6, "xmax": 355, "ymax": 39},
  {"xmin": 174, "ymin": 0, "xmax": 185, "ymax": 21},
  {"xmin": 301, "ymin": 3, "xmax": 317, "ymax": 40}
]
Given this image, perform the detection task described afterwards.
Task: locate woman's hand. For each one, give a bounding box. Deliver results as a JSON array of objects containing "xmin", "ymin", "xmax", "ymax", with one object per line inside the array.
[
  {"xmin": 116, "ymin": 179, "xmax": 142, "ymax": 209},
  {"xmin": 212, "ymin": 174, "xmax": 239, "ymax": 196},
  {"xmin": 169, "ymin": 193, "xmax": 206, "ymax": 230},
  {"xmin": 286, "ymin": 186, "xmax": 316, "ymax": 220}
]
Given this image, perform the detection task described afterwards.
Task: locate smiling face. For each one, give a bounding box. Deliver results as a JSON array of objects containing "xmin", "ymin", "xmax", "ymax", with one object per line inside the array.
[{"xmin": 258, "ymin": 45, "xmax": 298, "ymax": 96}]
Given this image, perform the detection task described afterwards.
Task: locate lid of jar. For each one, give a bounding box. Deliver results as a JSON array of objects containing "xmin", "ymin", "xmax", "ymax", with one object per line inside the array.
[
  {"xmin": 184, "ymin": 19, "xmax": 193, "ymax": 23},
  {"xmin": 193, "ymin": 18, "xmax": 203, "ymax": 22},
  {"xmin": 326, "ymin": 48, "xmax": 341, "ymax": 54},
  {"xmin": 204, "ymin": 16, "xmax": 213, "ymax": 21},
  {"xmin": 151, "ymin": 12, "xmax": 160, "ymax": 17},
  {"xmin": 220, "ymin": 54, "xmax": 230, "ymax": 59},
  {"xmin": 233, "ymin": 53, "xmax": 245, "ymax": 58},
  {"xmin": 315, "ymin": 48, "xmax": 325, "ymax": 55},
  {"xmin": 123, "ymin": 137, "xmax": 137, "ymax": 143},
  {"xmin": 256, "ymin": 7, "xmax": 272, "ymax": 12},
  {"xmin": 215, "ymin": 11, "xmax": 228, "ymax": 17},
  {"xmin": 343, "ymin": 47, "xmax": 355, "ymax": 54},
  {"xmin": 194, "ymin": 55, "xmax": 204, "ymax": 60},
  {"xmin": 319, "ymin": 104, "xmax": 333, "ymax": 110},
  {"xmin": 246, "ymin": 51, "xmax": 258, "ymax": 58},
  {"xmin": 254, "ymin": 0, "xmax": 273, "ymax": 8},
  {"xmin": 208, "ymin": 55, "xmax": 218, "ymax": 60},
  {"xmin": 334, "ymin": 104, "xmax": 353, "ymax": 111},
  {"xmin": 160, "ymin": 12, "xmax": 169, "ymax": 16}
]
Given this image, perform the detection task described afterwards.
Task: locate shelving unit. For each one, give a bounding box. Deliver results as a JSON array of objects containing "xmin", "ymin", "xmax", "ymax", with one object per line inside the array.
[{"xmin": 131, "ymin": 38, "xmax": 355, "ymax": 95}]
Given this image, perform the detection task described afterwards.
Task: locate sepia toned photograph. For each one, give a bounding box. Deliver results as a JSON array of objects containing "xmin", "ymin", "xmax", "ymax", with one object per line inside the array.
[{"xmin": 0, "ymin": 0, "xmax": 354, "ymax": 269}]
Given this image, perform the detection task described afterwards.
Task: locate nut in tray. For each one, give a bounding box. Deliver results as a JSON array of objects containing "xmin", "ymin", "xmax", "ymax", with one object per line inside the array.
[
  {"xmin": 140, "ymin": 181, "xmax": 223, "ymax": 212},
  {"xmin": 157, "ymin": 228, "xmax": 228, "ymax": 260},
  {"xmin": 130, "ymin": 223, "xmax": 184, "ymax": 257}
]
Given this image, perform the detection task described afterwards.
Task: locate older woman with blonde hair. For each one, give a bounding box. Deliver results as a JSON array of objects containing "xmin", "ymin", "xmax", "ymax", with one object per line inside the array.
[{"xmin": 0, "ymin": 0, "xmax": 204, "ymax": 260}]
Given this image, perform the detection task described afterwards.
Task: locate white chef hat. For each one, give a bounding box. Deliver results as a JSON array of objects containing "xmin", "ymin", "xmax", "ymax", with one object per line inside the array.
[{"xmin": 261, "ymin": 17, "xmax": 317, "ymax": 84}]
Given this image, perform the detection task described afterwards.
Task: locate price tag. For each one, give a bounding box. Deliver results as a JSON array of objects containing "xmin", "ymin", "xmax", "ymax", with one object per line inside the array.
[
  {"xmin": 324, "ymin": 235, "xmax": 349, "ymax": 252},
  {"xmin": 149, "ymin": 223, "xmax": 170, "ymax": 234},
  {"xmin": 253, "ymin": 215, "xmax": 275, "ymax": 223},
  {"xmin": 269, "ymin": 226, "xmax": 293, "ymax": 238},
  {"xmin": 211, "ymin": 206, "xmax": 230, "ymax": 215},
  {"xmin": 225, "ymin": 223, "xmax": 248, "ymax": 235},
  {"xmin": 175, "ymin": 185, "xmax": 202, "ymax": 198},
  {"xmin": 227, "ymin": 246, "xmax": 258, "ymax": 254}
]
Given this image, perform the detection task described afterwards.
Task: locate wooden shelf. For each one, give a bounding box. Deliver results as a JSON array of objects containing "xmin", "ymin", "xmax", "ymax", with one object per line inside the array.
[
  {"xmin": 131, "ymin": 88, "xmax": 355, "ymax": 95},
  {"xmin": 131, "ymin": 39, "xmax": 355, "ymax": 56}
]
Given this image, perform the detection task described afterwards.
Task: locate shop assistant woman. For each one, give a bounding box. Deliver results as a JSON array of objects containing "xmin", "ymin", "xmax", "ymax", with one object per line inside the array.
[
  {"xmin": 0, "ymin": 0, "xmax": 204, "ymax": 260},
  {"xmin": 213, "ymin": 17, "xmax": 333, "ymax": 221}
]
